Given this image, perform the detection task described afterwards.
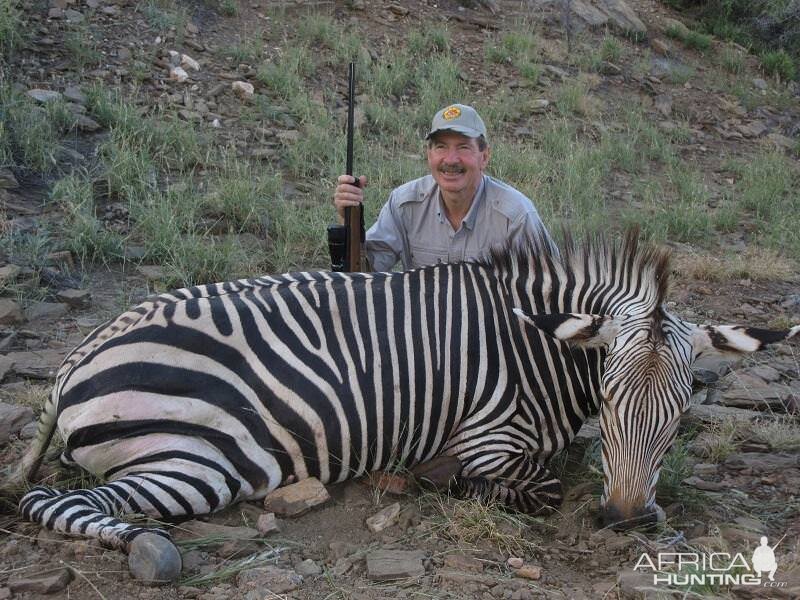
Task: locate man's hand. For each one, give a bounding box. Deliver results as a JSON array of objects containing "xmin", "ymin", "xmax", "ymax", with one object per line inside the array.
[{"xmin": 333, "ymin": 174, "xmax": 367, "ymax": 224}]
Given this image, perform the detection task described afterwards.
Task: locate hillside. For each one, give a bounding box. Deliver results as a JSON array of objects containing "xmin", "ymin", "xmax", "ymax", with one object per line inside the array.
[{"xmin": 0, "ymin": 1, "xmax": 799, "ymax": 598}]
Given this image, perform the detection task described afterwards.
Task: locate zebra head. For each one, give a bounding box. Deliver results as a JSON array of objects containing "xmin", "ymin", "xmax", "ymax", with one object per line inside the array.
[{"xmin": 517, "ymin": 309, "xmax": 799, "ymax": 529}]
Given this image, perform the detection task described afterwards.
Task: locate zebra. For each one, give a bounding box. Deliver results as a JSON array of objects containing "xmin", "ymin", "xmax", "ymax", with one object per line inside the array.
[{"xmin": 7, "ymin": 229, "xmax": 798, "ymax": 583}]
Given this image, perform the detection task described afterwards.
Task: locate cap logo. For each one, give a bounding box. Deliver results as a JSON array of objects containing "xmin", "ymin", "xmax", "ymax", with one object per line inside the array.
[{"xmin": 442, "ymin": 106, "xmax": 461, "ymax": 121}]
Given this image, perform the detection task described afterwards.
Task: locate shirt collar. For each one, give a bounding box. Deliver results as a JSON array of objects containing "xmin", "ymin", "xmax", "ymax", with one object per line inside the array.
[{"xmin": 435, "ymin": 175, "xmax": 486, "ymax": 231}]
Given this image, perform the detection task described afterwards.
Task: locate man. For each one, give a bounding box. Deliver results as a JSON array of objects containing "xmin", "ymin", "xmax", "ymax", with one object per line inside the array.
[{"xmin": 333, "ymin": 103, "xmax": 552, "ymax": 271}]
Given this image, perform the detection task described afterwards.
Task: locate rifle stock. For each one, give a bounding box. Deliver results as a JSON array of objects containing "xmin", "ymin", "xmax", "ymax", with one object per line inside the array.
[{"xmin": 344, "ymin": 62, "xmax": 363, "ymax": 272}]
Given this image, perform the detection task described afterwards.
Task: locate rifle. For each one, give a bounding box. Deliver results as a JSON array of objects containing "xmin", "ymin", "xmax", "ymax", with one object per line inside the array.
[{"xmin": 327, "ymin": 62, "xmax": 364, "ymax": 272}]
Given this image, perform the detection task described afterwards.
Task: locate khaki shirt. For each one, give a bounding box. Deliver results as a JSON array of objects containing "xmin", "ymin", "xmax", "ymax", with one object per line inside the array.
[{"xmin": 365, "ymin": 174, "xmax": 552, "ymax": 271}]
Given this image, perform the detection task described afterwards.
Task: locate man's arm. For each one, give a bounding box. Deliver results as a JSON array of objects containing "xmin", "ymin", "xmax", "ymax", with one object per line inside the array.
[
  {"xmin": 509, "ymin": 206, "xmax": 558, "ymax": 255},
  {"xmin": 364, "ymin": 195, "xmax": 406, "ymax": 272}
]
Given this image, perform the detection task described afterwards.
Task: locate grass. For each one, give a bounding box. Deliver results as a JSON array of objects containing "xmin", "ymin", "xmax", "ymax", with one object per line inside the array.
[
  {"xmin": 0, "ymin": 0, "xmax": 23, "ymax": 61},
  {"xmin": 672, "ymin": 247, "xmax": 796, "ymax": 282},
  {"xmin": 761, "ymin": 49, "xmax": 796, "ymax": 81}
]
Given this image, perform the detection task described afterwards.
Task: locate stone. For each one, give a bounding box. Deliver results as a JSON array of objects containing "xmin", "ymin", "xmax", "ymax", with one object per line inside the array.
[
  {"xmin": 170, "ymin": 66, "xmax": 189, "ymax": 82},
  {"xmin": 56, "ymin": 289, "xmax": 92, "ymax": 309},
  {"xmin": 26, "ymin": 89, "xmax": 62, "ymax": 103},
  {"xmin": 0, "ymin": 299, "xmax": 25, "ymax": 325},
  {"xmin": 599, "ymin": 0, "xmax": 647, "ymax": 36},
  {"xmin": 366, "ymin": 502, "xmax": 401, "ymax": 532},
  {"xmin": 236, "ymin": 566, "xmax": 302, "ymax": 594},
  {"xmin": 662, "ymin": 18, "xmax": 689, "ymax": 38},
  {"xmin": 0, "ymin": 402, "xmax": 34, "ymax": 443},
  {"xmin": 599, "ymin": 61, "xmax": 622, "ymax": 75},
  {"xmin": 232, "ymin": 81, "xmax": 254, "ymax": 100},
  {"xmin": 530, "ymin": 98, "xmax": 550, "ymax": 112},
  {"xmin": 654, "ymin": 93, "xmax": 672, "ymax": 117},
  {"xmin": 64, "ymin": 8, "xmax": 84, "ymax": 22},
  {"xmin": 181, "ymin": 54, "xmax": 200, "ymax": 71},
  {"xmin": 366, "ymin": 549, "xmax": 425, "ymax": 581},
  {"xmin": 738, "ymin": 121, "xmax": 768, "ymax": 138},
  {"xmin": 256, "ymin": 512, "xmax": 280, "ymax": 535},
  {"xmin": 25, "ymin": 301, "xmax": 69, "ymax": 321},
  {"xmin": 720, "ymin": 372, "xmax": 788, "ymax": 410},
  {"xmin": 507, "ymin": 556, "xmax": 524, "ymax": 569},
  {"xmin": 65, "ymin": 87, "xmax": 86, "ymax": 105},
  {"xmin": 45, "ymin": 250, "xmax": 75, "ymax": 270},
  {"xmin": 74, "ymin": 114, "xmax": 101, "ymax": 131},
  {"xmin": 18, "ymin": 421, "xmax": 37, "ymax": 439},
  {"xmin": 295, "ymin": 559, "xmax": 322, "ymax": 576},
  {"xmin": 515, "ymin": 564, "xmax": 542, "ymax": 580},
  {"xmin": 0, "ymin": 265, "xmax": 20, "ymax": 284},
  {"xmin": 3, "ymin": 349, "xmax": 65, "ymax": 380},
  {"xmin": 724, "ymin": 452, "xmax": 798, "ymax": 472},
  {"xmin": 651, "ymin": 38, "xmax": 671, "ymax": 56},
  {"xmin": 0, "ymin": 167, "xmax": 19, "ymax": 188},
  {"xmin": 263, "ymin": 477, "xmax": 330, "ymax": 517},
  {"xmin": 682, "ymin": 476, "xmax": 726, "ymax": 492},
  {"xmin": 128, "ymin": 533, "xmax": 182, "ymax": 585},
  {"xmin": 275, "ymin": 130, "xmax": 300, "ymax": 142},
  {"xmin": 443, "ymin": 553, "xmax": 484, "ymax": 572},
  {"xmin": 137, "ymin": 265, "xmax": 166, "ymax": 281},
  {"xmin": 570, "ymin": 0, "xmax": 608, "ymax": 28},
  {"xmin": 8, "ymin": 568, "xmax": 73, "ymax": 594},
  {"xmin": 0, "ymin": 356, "xmax": 13, "ymax": 382},
  {"xmin": 752, "ymin": 78, "xmax": 768, "ymax": 90},
  {"xmin": 745, "ymin": 365, "xmax": 781, "ymax": 383}
]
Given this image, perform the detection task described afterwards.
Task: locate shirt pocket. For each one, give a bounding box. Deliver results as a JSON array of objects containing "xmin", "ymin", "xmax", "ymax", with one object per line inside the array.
[{"xmin": 410, "ymin": 244, "xmax": 448, "ymax": 268}]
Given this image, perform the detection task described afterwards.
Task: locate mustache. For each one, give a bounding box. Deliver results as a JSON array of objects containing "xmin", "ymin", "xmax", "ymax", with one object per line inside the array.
[{"xmin": 438, "ymin": 164, "xmax": 466, "ymax": 174}]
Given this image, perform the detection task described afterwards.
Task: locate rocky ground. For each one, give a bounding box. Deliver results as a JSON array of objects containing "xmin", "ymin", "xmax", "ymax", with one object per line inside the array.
[{"xmin": 1, "ymin": 0, "xmax": 800, "ymax": 598}]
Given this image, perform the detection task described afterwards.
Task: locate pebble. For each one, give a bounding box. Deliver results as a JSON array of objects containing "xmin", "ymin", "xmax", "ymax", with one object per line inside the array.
[
  {"xmin": 295, "ymin": 558, "xmax": 322, "ymax": 576},
  {"xmin": 507, "ymin": 556, "xmax": 524, "ymax": 569},
  {"xmin": 256, "ymin": 512, "xmax": 280, "ymax": 534}
]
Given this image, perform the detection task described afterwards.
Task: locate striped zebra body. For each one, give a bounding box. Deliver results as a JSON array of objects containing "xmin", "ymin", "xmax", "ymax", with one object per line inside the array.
[{"xmin": 11, "ymin": 231, "xmax": 798, "ymax": 580}]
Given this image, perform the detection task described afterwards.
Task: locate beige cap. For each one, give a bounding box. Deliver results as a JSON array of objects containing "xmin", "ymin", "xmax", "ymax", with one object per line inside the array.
[{"xmin": 426, "ymin": 103, "xmax": 487, "ymax": 141}]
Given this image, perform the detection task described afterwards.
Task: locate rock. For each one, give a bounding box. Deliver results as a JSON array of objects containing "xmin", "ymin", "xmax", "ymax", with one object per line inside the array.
[
  {"xmin": 366, "ymin": 502, "xmax": 401, "ymax": 532},
  {"xmin": 275, "ymin": 130, "xmax": 300, "ymax": 143},
  {"xmin": 719, "ymin": 372, "xmax": 788, "ymax": 410},
  {"xmin": 566, "ymin": 0, "xmax": 608, "ymax": 28},
  {"xmin": 0, "ymin": 265, "xmax": 20, "ymax": 285},
  {"xmin": 515, "ymin": 564, "xmax": 542, "ymax": 580},
  {"xmin": 738, "ymin": 121, "xmax": 768, "ymax": 138},
  {"xmin": 0, "ymin": 167, "xmax": 19, "ymax": 188},
  {"xmin": 724, "ymin": 452, "xmax": 798, "ymax": 472},
  {"xmin": 236, "ymin": 566, "xmax": 302, "ymax": 594},
  {"xmin": 256, "ymin": 512, "xmax": 280, "ymax": 535},
  {"xmin": 64, "ymin": 8, "xmax": 84, "ymax": 22},
  {"xmin": 63, "ymin": 86, "xmax": 86, "ymax": 104},
  {"xmin": 74, "ymin": 114, "xmax": 101, "ymax": 131},
  {"xmin": 8, "ymin": 568, "xmax": 73, "ymax": 594},
  {"xmin": 18, "ymin": 421, "xmax": 37, "ymax": 439},
  {"xmin": 128, "ymin": 533, "xmax": 182, "ymax": 585},
  {"xmin": 44, "ymin": 250, "xmax": 75, "ymax": 270},
  {"xmin": 530, "ymin": 98, "xmax": 550, "ymax": 112},
  {"xmin": 232, "ymin": 81, "xmax": 254, "ymax": 100},
  {"xmin": 744, "ymin": 365, "xmax": 782, "ymax": 383},
  {"xmin": 295, "ymin": 559, "xmax": 322, "ymax": 576},
  {"xmin": 507, "ymin": 556, "xmax": 524, "ymax": 569},
  {"xmin": 137, "ymin": 265, "xmax": 166, "ymax": 282},
  {"xmin": 545, "ymin": 64, "xmax": 569, "ymax": 79},
  {"xmin": 0, "ymin": 299, "xmax": 25, "ymax": 325},
  {"xmin": 365, "ymin": 471, "xmax": 410, "ymax": 496},
  {"xmin": 170, "ymin": 66, "xmax": 189, "ymax": 82},
  {"xmin": 181, "ymin": 54, "xmax": 200, "ymax": 71},
  {"xmin": 25, "ymin": 302, "xmax": 70, "ymax": 321},
  {"xmin": 172, "ymin": 521, "xmax": 262, "ymax": 557},
  {"xmin": 56, "ymin": 289, "xmax": 92, "ymax": 309},
  {"xmin": 616, "ymin": 569, "xmax": 658, "ymax": 597},
  {"xmin": 651, "ymin": 38, "xmax": 671, "ymax": 56},
  {"xmin": 692, "ymin": 463, "xmax": 718, "ymax": 477},
  {"xmin": 26, "ymin": 89, "xmax": 62, "ymax": 103},
  {"xmin": 263, "ymin": 477, "xmax": 330, "ymax": 517},
  {"xmin": 443, "ymin": 553, "xmax": 484, "ymax": 572},
  {"xmin": 599, "ymin": 61, "xmax": 622, "ymax": 75},
  {"xmin": 654, "ymin": 93, "xmax": 672, "ymax": 117},
  {"xmin": 684, "ymin": 403, "xmax": 762, "ymax": 425},
  {"xmin": 0, "ymin": 356, "xmax": 13, "ymax": 382},
  {"xmin": 752, "ymin": 78, "xmax": 768, "ymax": 90},
  {"xmin": 3, "ymin": 349, "xmax": 65, "ymax": 379},
  {"xmin": 48, "ymin": 7, "xmax": 63, "ymax": 18},
  {"xmin": 366, "ymin": 549, "xmax": 425, "ymax": 581},
  {"xmin": 682, "ymin": 476, "xmax": 726, "ymax": 492},
  {"xmin": 766, "ymin": 133, "xmax": 796, "ymax": 149},
  {"xmin": 0, "ymin": 402, "xmax": 34, "ymax": 443},
  {"xmin": 599, "ymin": 0, "xmax": 647, "ymax": 36}
]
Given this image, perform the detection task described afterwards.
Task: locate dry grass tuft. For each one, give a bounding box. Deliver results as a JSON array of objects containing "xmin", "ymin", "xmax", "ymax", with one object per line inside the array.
[
  {"xmin": 749, "ymin": 417, "xmax": 800, "ymax": 452},
  {"xmin": 672, "ymin": 247, "xmax": 796, "ymax": 282}
]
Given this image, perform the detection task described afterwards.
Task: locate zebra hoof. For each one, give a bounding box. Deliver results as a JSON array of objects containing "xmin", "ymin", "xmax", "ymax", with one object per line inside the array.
[{"xmin": 128, "ymin": 533, "xmax": 182, "ymax": 585}]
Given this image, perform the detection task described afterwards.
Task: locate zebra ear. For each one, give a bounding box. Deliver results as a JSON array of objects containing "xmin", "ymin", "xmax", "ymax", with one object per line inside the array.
[
  {"xmin": 691, "ymin": 324, "xmax": 800, "ymax": 356},
  {"xmin": 512, "ymin": 309, "xmax": 622, "ymax": 348}
]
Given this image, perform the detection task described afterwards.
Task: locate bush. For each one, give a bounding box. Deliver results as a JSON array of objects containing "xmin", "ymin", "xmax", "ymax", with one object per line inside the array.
[{"xmin": 761, "ymin": 49, "xmax": 796, "ymax": 80}]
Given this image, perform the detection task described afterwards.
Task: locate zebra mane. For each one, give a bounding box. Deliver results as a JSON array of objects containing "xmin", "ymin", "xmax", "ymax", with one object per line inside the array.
[{"xmin": 482, "ymin": 227, "xmax": 671, "ymax": 319}]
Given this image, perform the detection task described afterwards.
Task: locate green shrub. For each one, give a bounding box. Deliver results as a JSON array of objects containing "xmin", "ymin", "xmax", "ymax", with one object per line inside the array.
[
  {"xmin": 761, "ymin": 49, "xmax": 796, "ymax": 80},
  {"xmin": 0, "ymin": 0, "xmax": 23, "ymax": 60}
]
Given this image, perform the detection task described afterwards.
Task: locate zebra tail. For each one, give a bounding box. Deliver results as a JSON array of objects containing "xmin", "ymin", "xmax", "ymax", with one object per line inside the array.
[{"xmin": 2, "ymin": 384, "xmax": 60, "ymax": 494}]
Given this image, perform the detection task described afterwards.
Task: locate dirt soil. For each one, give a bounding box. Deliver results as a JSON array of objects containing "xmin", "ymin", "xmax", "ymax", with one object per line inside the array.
[{"xmin": 1, "ymin": 1, "xmax": 800, "ymax": 599}]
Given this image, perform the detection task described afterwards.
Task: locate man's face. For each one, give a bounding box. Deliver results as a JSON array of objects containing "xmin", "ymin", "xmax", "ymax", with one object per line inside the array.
[{"xmin": 427, "ymin": 131, "xmax": 489, "ymax": 199}]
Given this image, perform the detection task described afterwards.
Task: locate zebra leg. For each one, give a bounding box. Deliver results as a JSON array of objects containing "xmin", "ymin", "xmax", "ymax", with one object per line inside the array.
[
  {"xmin": 19, "ymin": 463, "xmax": 237, "ymax": 583},
  {"xmin": 453, "ymin": 453, "xmax": 562, "ymax": 514}
]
